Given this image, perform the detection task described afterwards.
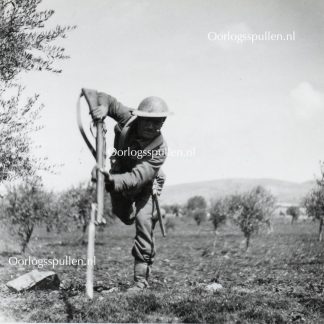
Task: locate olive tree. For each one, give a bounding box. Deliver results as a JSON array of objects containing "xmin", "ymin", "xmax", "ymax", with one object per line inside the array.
[
  {"xmin": 303, "ymin": 167, "xmax": 324, "ymax": 242},
  {"xmin": 286, "ymin": 206, "xmax": 300, "ymax": 225},
  {"xmin": 161, "ymin": 203, "xmax": 182, "ymax": 217},
  {"xmin": 186, "ymin": 196, "xmax": 208, "ymax": 226},
  {"xmin": 191, "ymin": 209, "xmax": 208, "ymax": 226},
  {"xmin": 304, "ymin": 189, "xmax": 324, "ymax": 242},
  {"xmin": 57, "ymin": 182, "xmax": 113, "ymax": 243},
  {"xmin": 1, "ymin": 177, "xmax": 52, "ymax": 252},
  {"xmin": 205, "ymin": 197, "xmax": 229, "ymax": 256},
  {"xmin": 187, "ymin": 195, "xmax": 207, "ymax": 211},
  {"xmin": 0, "ymin": 0, "xmax": 75, "ymax": 182},
  {"xmin": 209, "ymin": 198, "xmax": 228, "ymax": 232},
  {"xmin": 229, "ymin": 186, "xmax": 276, "ymax": 250},
  {"xmin": 0, "ymin": 0, "xmax": 75, "ymax": 82},
  {"xmin": 0, "ymin": 87, "xmax": 47, "ymax": 182}
]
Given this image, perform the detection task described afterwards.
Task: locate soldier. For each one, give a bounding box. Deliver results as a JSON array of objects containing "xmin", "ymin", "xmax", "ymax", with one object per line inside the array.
[{"xmin": 91, "ymin": 93, "xmax": 171, "ymax": 291}]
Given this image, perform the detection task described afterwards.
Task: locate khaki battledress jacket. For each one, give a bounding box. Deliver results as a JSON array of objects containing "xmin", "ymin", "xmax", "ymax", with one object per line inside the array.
[{"xmin": 98, "ymin": 92, "xmax": 167, "ymax": 198}]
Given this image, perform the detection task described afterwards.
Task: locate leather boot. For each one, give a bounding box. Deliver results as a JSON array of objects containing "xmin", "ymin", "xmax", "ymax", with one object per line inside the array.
[{"xmin": 127, "ymin": 260, "xmax": 151, "ymax": 293}]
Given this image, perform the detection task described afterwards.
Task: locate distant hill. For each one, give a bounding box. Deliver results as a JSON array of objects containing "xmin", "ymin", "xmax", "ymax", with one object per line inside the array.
[{"xmin": 160, "ymin": 178, "xmax": 315, "ymax": 205}]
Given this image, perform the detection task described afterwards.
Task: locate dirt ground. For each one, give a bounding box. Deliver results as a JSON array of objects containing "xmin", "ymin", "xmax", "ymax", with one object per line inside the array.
[{"xmin": 0, "ymin": 218, "xmax": 323, "ymax": 323}]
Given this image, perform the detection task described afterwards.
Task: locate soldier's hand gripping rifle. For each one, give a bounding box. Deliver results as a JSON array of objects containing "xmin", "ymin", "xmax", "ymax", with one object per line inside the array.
[{"xmin": 77, "ymin": 88, "xmax": 106, "ymax": 299}]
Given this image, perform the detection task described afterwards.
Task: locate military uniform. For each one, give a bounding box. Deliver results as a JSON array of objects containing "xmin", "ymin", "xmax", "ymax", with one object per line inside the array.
[{"xmin": 98, "ymin": 92, "xmax": 167, "ymax": 287}]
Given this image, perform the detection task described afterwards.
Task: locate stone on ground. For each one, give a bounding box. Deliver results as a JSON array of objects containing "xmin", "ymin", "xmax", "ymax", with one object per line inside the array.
[
  {"xmin": 204, "ymin": 283, "xmax": 224, "ymax": 292},
  {"xmin": 6, "ymin": 270, "xmax": 60, "ymax": 292}
]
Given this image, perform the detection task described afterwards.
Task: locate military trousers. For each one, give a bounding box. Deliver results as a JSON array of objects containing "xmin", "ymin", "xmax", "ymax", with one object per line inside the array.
[{"xmin": 110, "ymin": 190, "xmax": 156, "ymax": 265}]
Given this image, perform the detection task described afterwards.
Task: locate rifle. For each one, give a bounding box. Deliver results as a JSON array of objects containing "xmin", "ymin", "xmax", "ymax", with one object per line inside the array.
[
  {"xmin": 77, "ymin": 88, "xmax": 106, "ymax": 299},
  {"xmin": 153, "ymin": 193, "xmax": 166, "ymax": 238}
]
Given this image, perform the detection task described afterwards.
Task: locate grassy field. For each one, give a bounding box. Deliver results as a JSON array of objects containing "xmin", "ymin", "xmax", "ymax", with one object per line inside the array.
[{"xmin": 0, "ymin": 218, "xmax": 323, "ymax": 323}]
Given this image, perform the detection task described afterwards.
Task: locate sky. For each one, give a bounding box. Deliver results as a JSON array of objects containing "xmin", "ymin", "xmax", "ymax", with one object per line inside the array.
[{"xmin": 15, "ymin": 0, "xmax": 324, "ymax": 191}]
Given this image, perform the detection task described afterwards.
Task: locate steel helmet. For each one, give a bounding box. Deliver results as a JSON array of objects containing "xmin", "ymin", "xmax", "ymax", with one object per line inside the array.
[{"xmin": 133, "ymin": 96, "xmax": 172, "ymax": 118}]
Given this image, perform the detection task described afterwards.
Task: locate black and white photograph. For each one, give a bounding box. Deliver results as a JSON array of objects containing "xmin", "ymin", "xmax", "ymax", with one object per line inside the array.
[{"xmin": 0, "ymin": 0, "xmax": 323, "ymax": 323}]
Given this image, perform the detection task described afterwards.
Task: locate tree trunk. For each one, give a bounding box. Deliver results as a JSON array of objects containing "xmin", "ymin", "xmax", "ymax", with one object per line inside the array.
[
  {"xmin": 81, "ymin": 223, "xmax": 88, "ymax": 245},
  {"xmin": 21, "ymin": 241, "xmax": 27, "ymax": 253},
  {"xmin": 21, "ymin": 225, "xmax": 34, "ymax": 253},
  {"xmin": 319, "ymin": 218, "xmax": 323, "ymax": 242},
  {"xmin": 211, "ymin": 231, "xmax": 218, "ymax": 256},
  {"xmin": 245, "ymin": 235, "xmax": 250, "ymax": 251}
]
